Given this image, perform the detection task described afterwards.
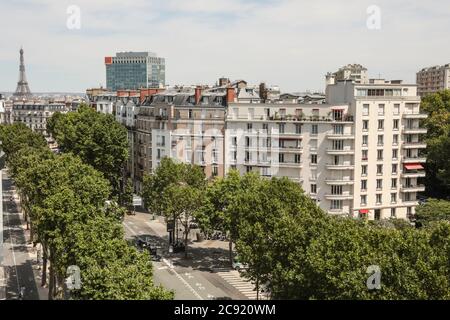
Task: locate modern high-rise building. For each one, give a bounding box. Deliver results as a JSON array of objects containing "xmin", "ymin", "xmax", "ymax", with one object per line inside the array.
[
  {"xmin": 105, "ymin": 52, "xmax": 165, "ymax": 91},
  {"xmin": 416, "ymin": 64, "xmax": 450, "ymax": 96}
]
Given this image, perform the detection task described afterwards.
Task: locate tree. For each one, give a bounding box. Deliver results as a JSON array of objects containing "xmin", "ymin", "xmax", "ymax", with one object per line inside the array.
[
  {"xmin": 415, "ymin": 199, "xmax": 450, "ymax": 227},
  {"xmin": 142, "ymin": 158, "xmax": 206, "ymax": 256},
  {"xmin": 421, "ymin": 90, "xmax": 450, "ymax": 198},
  {"xmin": 198, "ymin": 169, "xmax": 243, "ymax": 264},
  {"xmin": 47, "ymin": 105, "xmax": 129, "ymax": 197}
]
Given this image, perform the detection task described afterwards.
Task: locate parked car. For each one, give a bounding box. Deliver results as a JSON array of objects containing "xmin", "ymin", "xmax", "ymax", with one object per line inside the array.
[{"xmin": 232, "ymin": 256, "xmax": 248, "ymax": 272}]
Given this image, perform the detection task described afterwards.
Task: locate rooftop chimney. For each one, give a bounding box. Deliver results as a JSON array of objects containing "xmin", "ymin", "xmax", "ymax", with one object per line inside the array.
[
  {"xmin": 195, "ymin": 86, "xmax": 202, "ymax": 105},
  {"xmin": 226, "ymin": 87, "xmax": 236, "ymax": 104},
  {"xmin": 259, "ymin": 83, "xmax": 268, "ymax": 102}
]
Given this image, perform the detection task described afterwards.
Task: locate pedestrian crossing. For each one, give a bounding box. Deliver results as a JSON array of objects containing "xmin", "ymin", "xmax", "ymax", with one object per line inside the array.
[{"xmin": 216, "ymin": 270, "xmax": 259, "ymax": 300}]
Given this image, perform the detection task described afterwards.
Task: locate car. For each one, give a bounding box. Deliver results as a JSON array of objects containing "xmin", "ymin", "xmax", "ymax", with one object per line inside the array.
[{"xmin": 232, "ymin": 256, "xmax": 248, "ymax": 272}]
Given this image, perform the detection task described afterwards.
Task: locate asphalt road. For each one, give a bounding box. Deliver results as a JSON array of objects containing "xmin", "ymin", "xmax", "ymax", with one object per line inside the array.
[
  {"xmin": 1, "ymin": 169, "xmax": 46, "ymax": 300},
  {"xmin": 122, "ymin": 214, "xmax": 255, "ymax": 300}
]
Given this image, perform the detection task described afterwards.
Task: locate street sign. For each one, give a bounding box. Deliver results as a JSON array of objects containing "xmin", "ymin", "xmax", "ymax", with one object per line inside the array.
[
  {"xmin": 132, "ymin": 195, "xmax": 142, "ymax": 207},
  {"xmin": 167, "ymin": 220, "xmax": 175, "ymax": 232}
]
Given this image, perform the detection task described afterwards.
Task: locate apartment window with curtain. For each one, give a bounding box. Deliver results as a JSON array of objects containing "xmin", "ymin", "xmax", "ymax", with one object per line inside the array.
[
  {"xmin": 361, "ymin": 180, "xmax": 367, "ymax": 191},
  {"xmin": 362, "ymin": 165, "xmax": 368, "ymax": 176},
  {"xmin": 363, "ymin": 120, "xmax": 369, "ymax": 131}
]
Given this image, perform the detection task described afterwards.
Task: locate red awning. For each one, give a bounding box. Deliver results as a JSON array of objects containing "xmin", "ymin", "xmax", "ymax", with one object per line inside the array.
[
  {"xmin": 359, "ymin": 209, "xmax": 369, "ymax": 214},
  {"xmin": 404, "ymin": 164, "xmax": 424, "ymax": 170}
]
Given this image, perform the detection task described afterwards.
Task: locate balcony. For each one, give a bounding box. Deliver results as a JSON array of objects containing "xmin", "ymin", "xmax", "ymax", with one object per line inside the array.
[
  {"xmin": 326, "ymin": 147, "xmax": 355, "ymax": 155},
  {"xmin": 325, "ymin": 178, "xmax": 354, "ymax": 185},
  {"xmin": 277, "ymin": 161, "xmax": 303, "ymax": 168},
  {"xmin": 325, "ymin": 192, "xmax": 353, "ymax": 200},
  {"xmin": 276, "ymin": 132, "xmax": 304, "ymax": 140},
  {"xmin": 326, "ymin": 163, "xmax": 355, "ymax": 170},
  {"xmin": 402, "ymin": 141, "xmax": 427, "ymax": 149},
  {"xmin": 276, "ymin": 146, "xmax": 304, "ymax": 153},
  {"xmin": 402, "ymin": 156, "xmax": 426, "ymax": 163},
  {"xmin": 403, "ymin": 127, "xmax": 427, "ymax": 134},
  {"xmin": 401, "ymin": 184, "xmax": 426, "ymax": 193},
  {"xmin": 401, "ymin": 171, "xmax": 426, "ymax": 178},
  {"xmin": 326, "ymin": 133, "xmax": 355, "ymax": 140},
  {"xmin": 403, "ymin": 112, "xmax": 427, "ymax": 119}
]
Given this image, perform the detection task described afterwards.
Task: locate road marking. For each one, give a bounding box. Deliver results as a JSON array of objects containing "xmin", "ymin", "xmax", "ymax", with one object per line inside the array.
[
  {"xmin": 124, "ymin": 221, "xmax": 204, "ymax": 300},
  {"xmin": 162, "ymin": 259, "xmax": 203, "ymax": 300}
]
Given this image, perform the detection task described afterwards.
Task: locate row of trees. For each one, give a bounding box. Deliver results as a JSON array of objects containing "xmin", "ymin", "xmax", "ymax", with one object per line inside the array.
[
  {"xmin": 0, "ymin": 123, "xmax": 173, "ymax": 300},
  {"xmin": 46, "ymin": 105, "xmax": 132, "ymax": 204},
  {"xmin": 143, "ymin": 158, "xmax": 450, "ymax": 300}
]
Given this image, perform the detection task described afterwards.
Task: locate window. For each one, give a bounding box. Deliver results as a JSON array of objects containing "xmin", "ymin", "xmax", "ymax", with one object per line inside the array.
[
  {"xmin": 295, "ymin": 124, "xmax": 302, "ymax": 134},
  {"xmin": 377, "ymin": 150, "xmax": 383, "ymax": 160},
  {"xmin": 378, "ymin": 120, "xmax": 384, "ymax": 130},
  {"xmin": 362, "ymin": 165, "xmax": 368, "ymax": 176},
  {"xmin": 377, "ymin": 164, "xmax": 383, "ymax": 175},
  {"xmin": 331, "ymin": 200, "xmax": 343, "ymax": 210},
  {"xmin": 311, "ymin": 124, "xmax": 318, "ymax": 135},
  {"xmin": 362, "ymin": 104, "xmax": 370, "ymax": 116},
  {"xmin": 232, "ymin": 137, "xmax": 237, "ymax": 146},
  {"xmin": 377, "ymin": 179, "xmax": 383, "ymax": 190},
  {"xmin": 391, "ymin": 208, "xmax": 397, "ymax": 218},
  {"xmin": 392, "ymin": 164, "xmax": 398, "ymax": 174},
  {"xmin": 246, "ymin": 166, "xmax": 252, "ymax": 173},
  {"xmin": 247, "ymin": 123, "xmax": 253, "ymax": 131},
  {"xmin": 391, "ymin": 178, "xmax": 397, "ymax": 188},
  {"xmin": 378, "ymin": 104, "xmax": 385, "ymax": 116},
  {"xmin": 393, "ymin": 104, "xmax": 400, "ymax": 115},
  {"xmin": 262, "ymin": 123, "xmax": 268, "ymax": 131},
  {"xmin": 246, "ymin": 137, "xmax": 251, "ymax": 147},
  {"xmin": 393, "ymin": 134, "xmax": 399, "ymax": 145},
  {"xmin": 279, "ymin": 153, "xmax": 285, "ymax": 163},
  {"xmin": 362, "ymin": 135, "xmax": 369, "ymax": 146},
  {"xmin": 311, "ymin": 184, "xmax": 317, "ymax": 194},
  {"xmin": 393, "ymin": 119, "xmax": 399, "ymax": 130},
  {"xmin": 391, "ymin": 193, "xmax": 397, "ymax": 203},
  {"xmin": 333, "ymin": 110, "xmax": 343, "ymax": 121},
  {"xmin": 188, "ymin": 109, "xmax": 193, "ymax": 119},
  {"xmin": 331, "ymin": 185, "xmax": 343, "ymax": 195},
  {"xmin": 362, "ymin": 120, "xmax": 369, "ymax": 132},
  {"xmin": 212, "ymin": 166, "xmax": 218, "ymax": 177},
  {"xmin": 362, "ymin": 149, "xmax": 368, "ymax": 161},
  {"xmin": 295, "ymin": 154, "xmax": 301, "ymax": 163},
  {"xmin": 377, "ymin": 135, "xmax": 384, "ymax": 146},
  {"xmin": 333, "ymin": 125, "xmax": 344, "ymax": 135},
  {"xmin": 279, "ymin": 123, "xmax": 285, "ymax": 134},
  {"xmin": 361, "ymin": 180, "xmax": 367, "ymax": 191},
  {"xmin": 332, "ymin": 140, "xmax": 344, "ymax": 150},
  {"xmin": 392, "ymin": 149, "xmax": 398, "ymax": 160},
  {"xmin": 233, "ymin": 151, "xmax": 237, "ymax": 160},
  {"xmin": 376, "ymin": 194, "xmax": 382, "ymax": 204},
  {"xmin": 361, "ymin": 195, "xmax": 367, "ymax": 205},
  {"xmin": 311, "ymin": 154, "xmax": 318, "ymax": 164},
  {"xmin": 245, "ymin": 151, "xmax": 250, "ymax": 162}
]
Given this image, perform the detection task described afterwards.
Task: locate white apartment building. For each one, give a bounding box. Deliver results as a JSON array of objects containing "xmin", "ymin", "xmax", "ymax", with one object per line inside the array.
[
  {"xmin": 416, "ymin": 64, "xmax": 450, "ymax": 96},
  {"xmin": 12, "ymin": 100, "xmax": 68, "ymax": 136},
  {"xmin": 225, "ymin": 78, "xmax": 427, "ymax": 221}
]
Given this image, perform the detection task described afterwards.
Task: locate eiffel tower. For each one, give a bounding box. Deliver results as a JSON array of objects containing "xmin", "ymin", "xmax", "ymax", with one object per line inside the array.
[{"xmin": 13, "ymin": 47, "xmax": 32, "ymax": 98}]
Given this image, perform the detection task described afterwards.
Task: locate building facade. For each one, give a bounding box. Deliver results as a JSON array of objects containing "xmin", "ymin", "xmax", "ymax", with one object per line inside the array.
[
  {"xmin": 105, "ymin": 52, "xmax": 166, "ymax": 91},
  {"xmin": 326, "ymin": 64, "xmax": 369, "ymax": 85},
  {"xmin": 12, "ymin": 100, "xmax": 69, "ymax": 136},
  {"xmin": 416, "ymin": 64, "xmax": 450, "ymax": 96}
]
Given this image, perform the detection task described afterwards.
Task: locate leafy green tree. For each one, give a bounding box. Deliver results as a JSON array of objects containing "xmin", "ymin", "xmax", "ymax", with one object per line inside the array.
[
  {"xmin": 415, "ymin": 199, "xmax": 450, "ymax": 227},
  {"xmin": 47, "ymin": 105, "xmax": 129, "ymax": 197},
  {"xmin": 0, "ymin": 123, "xmax": 47, "ymax": 162},
  {"xmin": 421, "ymin": 90, "xmax": 450, "ymax": 198}
]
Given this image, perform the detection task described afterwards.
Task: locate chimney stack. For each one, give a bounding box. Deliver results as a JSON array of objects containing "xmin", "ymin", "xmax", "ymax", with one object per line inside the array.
[
  {"xmin": 259, "ymin": 83, "xmax": 268, "ymax": 102},
  {"xmin": 226, "ymin": 86, "xmax": 236, "ymax": 104},
  {"xmin": 195, "ymin": 86, "xmax": 202, "ymax": 105}
]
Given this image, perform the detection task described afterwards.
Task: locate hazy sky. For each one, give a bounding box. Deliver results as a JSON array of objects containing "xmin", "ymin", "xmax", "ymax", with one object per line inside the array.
[{"xmin": 1, "ymin": 0, "xmax": 449, "ymax": 93}]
